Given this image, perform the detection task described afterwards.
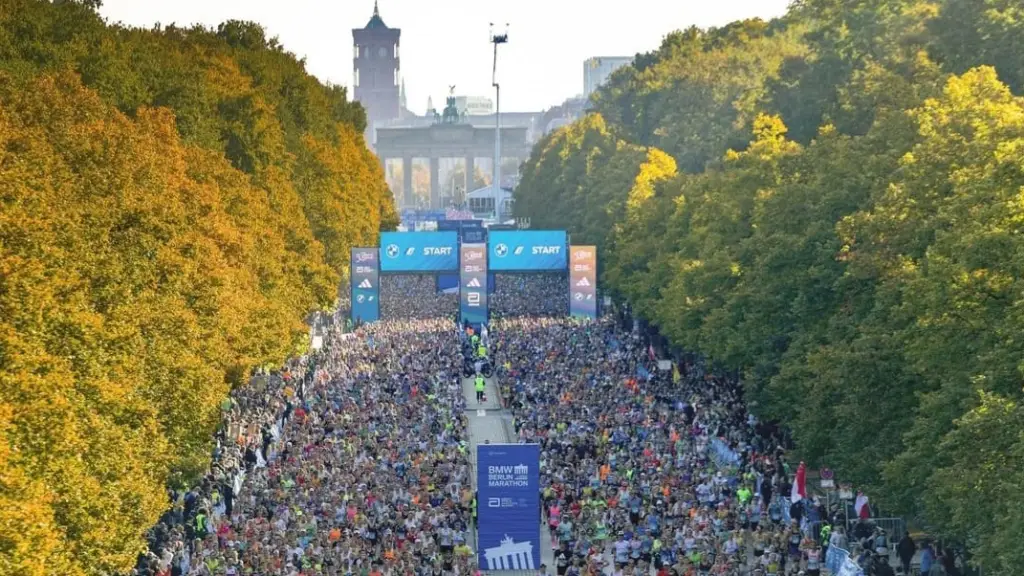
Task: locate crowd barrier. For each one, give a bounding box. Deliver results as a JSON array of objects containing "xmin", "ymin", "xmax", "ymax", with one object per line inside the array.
[
  {"xmin": 826, "ymin": 546, "xmax": 865, "ymax": 576},
  {"xmin": 709, "ymin": 437, "xmax": 742, "ymax": 467},
  {"xmin": 848, "ymin": 517, "xmax": 906, "ymax": 546}
]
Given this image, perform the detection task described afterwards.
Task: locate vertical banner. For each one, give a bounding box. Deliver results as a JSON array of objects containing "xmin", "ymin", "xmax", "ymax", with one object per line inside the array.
[
  {"xmin": 350, "ymin": 248, "xmax": 379, "ymax": 324},
  {"xmin": 569, "ymin": 245, "xmax": 597, "ymax": 319},
  {"xmin": 477, "ymin": 444, "xmax": 541, "ymax": 571},
  {"xmin": 460, "ymin": 243, "xmax": 488, "ymax": 328}
]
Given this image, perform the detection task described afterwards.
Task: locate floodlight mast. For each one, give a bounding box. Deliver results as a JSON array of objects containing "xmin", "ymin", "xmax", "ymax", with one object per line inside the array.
[{"xmin": 489, "ymin": 24, "xmax": 508, "ymax": 220}]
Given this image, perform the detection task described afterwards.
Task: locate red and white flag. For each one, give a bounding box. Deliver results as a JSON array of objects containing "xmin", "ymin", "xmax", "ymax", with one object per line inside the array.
[
  {"xmin": 648, "ymin": 345, "xmax": 656, "ymax": 361},
  {"xmin": 855, "ymin": 492, "xmax": 871, "ymax": 519},
  {"xmin": 791, "ymin": 462, "xmax": 807, "ymax": 503}
]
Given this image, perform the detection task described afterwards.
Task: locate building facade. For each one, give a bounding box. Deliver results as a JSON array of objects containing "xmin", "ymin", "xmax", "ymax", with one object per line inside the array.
[
  {"xmin": 353, "ymin": 1, "xmax": 401, "ymax": 142},
  {"xmin": 455, "ymin": 95, "xmax": 494, "ymax": 116},
  {"xmin": 583, "ymin": 56, "xmax": 632, "ymax": 98}
]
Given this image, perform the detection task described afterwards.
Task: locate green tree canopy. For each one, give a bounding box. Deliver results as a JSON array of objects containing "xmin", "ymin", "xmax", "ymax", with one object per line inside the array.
[{"xmin": 514, "ymin": 0, "xmax": 1024, "ymax": 571}]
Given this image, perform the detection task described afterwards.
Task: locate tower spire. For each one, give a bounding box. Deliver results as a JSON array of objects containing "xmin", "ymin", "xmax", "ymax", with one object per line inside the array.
[{"xmin": 373, "ymin": 0, "xmax": 379, "ymax": 17}]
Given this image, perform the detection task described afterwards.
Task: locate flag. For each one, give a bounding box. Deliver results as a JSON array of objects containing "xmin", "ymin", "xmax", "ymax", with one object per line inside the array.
[
  {"xmin": 648, "ymin": 345, "xmax": 656, "ymax": 361},
  {"xmin": 855, "ymin": 492, "xmax": 870, "ymax": 519},
  {"xmin": 672, "ymin": 364, "xmax": 681, "ymax": 383},
  {"xmin": 791, "ymin": 461, "xmax": 807, "ymax": 503}
]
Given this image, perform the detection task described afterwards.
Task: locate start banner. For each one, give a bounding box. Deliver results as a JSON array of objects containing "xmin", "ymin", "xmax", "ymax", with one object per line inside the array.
[
  {"xmin": 379, "ymin": 231, "xmax": 459, "ymax": 272},
  {"xmin": 488, "ymin": 230, "xmax": 567, "ymax": 271}
]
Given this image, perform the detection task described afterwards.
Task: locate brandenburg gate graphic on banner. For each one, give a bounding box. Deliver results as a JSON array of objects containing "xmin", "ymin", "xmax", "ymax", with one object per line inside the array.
[{"xmin": 483, "ymin": 535, "xmax": 536, "ymax": 571}]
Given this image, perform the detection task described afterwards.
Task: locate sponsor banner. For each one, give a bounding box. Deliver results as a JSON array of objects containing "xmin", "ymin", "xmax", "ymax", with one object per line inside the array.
[
  {"xmin": 379, "ymin": 231, "xmax": 459, "ymax": 272},
  {"xmin": 460, "ymin": 243, "xmax": 488, "ymax": 327},
  {"xmin": 569, "ymin": 245, "xmax": 597, "ymax": 319},
  {"xmin": 350, "ymin": 247, "xmax": 380, "ymax": 323},
  {"xmin": 488, "ymin": 230, "xmax": 567, "ymax": 271},
  {"xmin": 437, "ymin": 219, "xmax": 483, "ymax": 232},
  {"xmin": 437, "ymin": 220, "xmax": 486, "ymax": 244},
  {"xmin": 477, "ymin": 444, "xmax": 541, "ymax": 571},
  {"xmin": 463, "ymin": 227, "xmax": 487, "ymax": 244},
  {"xmin": 437, "ymin": 272, "xmax": 496, "ymax": 294},
  {"xmin": 446, "ymin": 208, "xmax": 475, "ymax": 220}
]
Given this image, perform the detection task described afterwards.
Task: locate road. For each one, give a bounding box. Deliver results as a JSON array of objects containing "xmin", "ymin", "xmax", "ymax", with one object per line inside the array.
[{"xmin": 462, "ymin": 373, "xmax": 555, "ymax": 574}]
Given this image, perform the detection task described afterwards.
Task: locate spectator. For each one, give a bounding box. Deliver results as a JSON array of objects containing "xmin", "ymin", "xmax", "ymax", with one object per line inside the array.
[{"xmin": 897, "ymin": 531, "xmax": 916, "ymax": 575}]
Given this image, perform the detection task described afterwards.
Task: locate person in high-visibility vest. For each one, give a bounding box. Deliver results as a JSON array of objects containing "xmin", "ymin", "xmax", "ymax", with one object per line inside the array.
[
  {"xmin": 475, "ymin": 375, "xmax": 486, "ymax": 403},
  {"xmin": 471, "ymin": 334, "xmax": 480, "ymax": 347},
  {"xmin": 476, "ymin": 344, "xmax": 487, "ymax": 359},
  {"xmin": 193, "ymin": 511, "xmax": 207, "ymax": 539},
  {"xmin": 820, "ymin": 523, "xmax": 832, "ymax": 550}
]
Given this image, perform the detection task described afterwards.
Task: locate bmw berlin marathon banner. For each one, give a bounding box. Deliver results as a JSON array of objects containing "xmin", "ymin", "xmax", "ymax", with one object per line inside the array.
[
  {"xmin": 379, "ymin": 231, "xmax": 459, "ymax": 272},
  {"xmin": 350, "ymin": 248, "xmax": 379, "ymax": 323},
  {"xmin": 477, "ymin": 444, "xmax": 541, "ymax": 571},
  {"xmin": 488, "ymin": 230, "xmax": 568, "ymax": 271},
  {"xmin": 570, "ymin": 245, "xmax": 597, "ymax": 319},
  {"xmin": 460, "ymin": 243, "xmax": 488, "ymax": 327}
]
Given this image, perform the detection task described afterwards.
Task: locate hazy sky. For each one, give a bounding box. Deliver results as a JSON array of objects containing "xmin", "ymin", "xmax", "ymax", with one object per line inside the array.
[{"xmin": 98, "ymin": 0, "xmax": 793, "ymax": 114}]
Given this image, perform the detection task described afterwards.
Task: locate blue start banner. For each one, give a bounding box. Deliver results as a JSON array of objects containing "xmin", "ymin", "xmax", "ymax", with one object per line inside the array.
[
  {"xmin": 379, "ymin": 231, "xmax": 459, "ymax": 272},
  {"xmin": 477, "ymin": 444, "xmax": 540, "ymax": 571},
  {"xmin": 488, "ymin": 230, "xmax": 568, "ymax": 271},
  {"xmin": 350, "ymin": 248, "xmax": 379, "ymax": 323}
]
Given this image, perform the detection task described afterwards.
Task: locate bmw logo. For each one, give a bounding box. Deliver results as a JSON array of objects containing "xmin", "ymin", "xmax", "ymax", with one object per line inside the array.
[
  {"xmin": 385, "ymin": 244, "xmax": 400, "ymax": 258},
  {"xmin": 495, "ymin": 243, "xmax": 508, "ymax": 257}
]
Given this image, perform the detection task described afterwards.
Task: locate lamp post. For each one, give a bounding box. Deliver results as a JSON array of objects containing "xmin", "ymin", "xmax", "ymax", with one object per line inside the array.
[{"xmin": 490, "ymin": 24, "xmax": 508, "ymax": 214}]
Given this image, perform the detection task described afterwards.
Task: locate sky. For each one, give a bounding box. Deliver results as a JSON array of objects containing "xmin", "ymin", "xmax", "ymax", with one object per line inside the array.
[{"xmin": 98, "ymin": 0, "xmax": 793, "ymax": 114}]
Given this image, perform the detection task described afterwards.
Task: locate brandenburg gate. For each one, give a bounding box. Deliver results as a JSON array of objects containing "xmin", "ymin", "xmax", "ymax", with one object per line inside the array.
[{"xmin": 375, "ymin": 119, "xmax": 530, "ymax": 209}]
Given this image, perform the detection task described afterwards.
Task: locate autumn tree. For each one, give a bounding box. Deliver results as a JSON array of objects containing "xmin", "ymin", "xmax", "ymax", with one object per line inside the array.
[{"xmin": 0, "ymin": 1, "xmax": 397, "ymax": 573}]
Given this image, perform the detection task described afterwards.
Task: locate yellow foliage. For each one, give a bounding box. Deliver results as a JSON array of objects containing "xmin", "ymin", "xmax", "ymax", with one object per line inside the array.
[{"xmin": 0, "ymin": 66, "xmax": 384, "ymax": 574}]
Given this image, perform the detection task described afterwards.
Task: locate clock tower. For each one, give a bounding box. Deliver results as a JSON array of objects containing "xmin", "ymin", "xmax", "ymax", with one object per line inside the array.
[{"xmin": 353, "ymin": 1, "xmax": 401, "ymax": 143}]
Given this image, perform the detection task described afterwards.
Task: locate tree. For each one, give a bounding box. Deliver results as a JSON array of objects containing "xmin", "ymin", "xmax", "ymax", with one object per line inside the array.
[
  {"xmin": 514, "ymin": 0, "xmax": 1024, "ymax": 566},
  {"xmin": 0, "ymin": 2, "xmax": 396, "ymax": 572}
]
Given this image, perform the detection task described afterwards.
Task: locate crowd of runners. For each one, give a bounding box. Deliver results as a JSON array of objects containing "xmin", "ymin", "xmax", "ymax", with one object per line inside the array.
[
  {"xmin": 134, "ymin": 315, "xmax": 476, "ymax": 576},
  {"xmin": 133, "ymin": 273, "xmax": 917, "ymax": 576},
  {"xmin": 490, "ymin": 275, "xmax": 568, "ymax": 318},
  {"xmin": 381, "ymin": 276, "xmax": 458, "ymax": 320},
  {"xmin": 491, "ymin": 315, "xmax": 837, "ymax": 576}
]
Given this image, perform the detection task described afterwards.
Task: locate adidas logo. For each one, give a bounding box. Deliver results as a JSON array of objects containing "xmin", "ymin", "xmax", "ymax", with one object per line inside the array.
[
  {"xmin": 467, "ymin": 278, "xmax": 482, "ymax": 288},
  {"xmin": 358, "ymin": 279, "xmax": 373, "ymax": 289},
  {"xmin": 575, "ymin": 277, "xmax": 590, "ymax": 287}
]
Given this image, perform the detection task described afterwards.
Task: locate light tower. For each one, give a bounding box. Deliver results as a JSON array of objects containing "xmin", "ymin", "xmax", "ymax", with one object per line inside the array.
[{"xmin": 490, "ymin": 23, "xmax": 508, "ymax": 216}]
